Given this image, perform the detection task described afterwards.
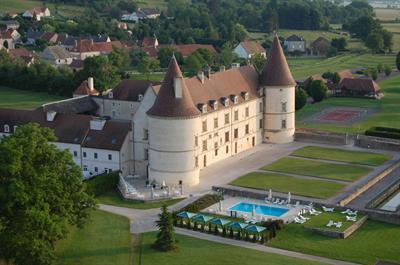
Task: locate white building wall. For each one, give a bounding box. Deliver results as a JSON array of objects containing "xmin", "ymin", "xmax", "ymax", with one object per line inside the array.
[
  {"xmin": 52, "ymin": 142, "xmax": 82, "ymax": 166},
  {"xmin": 81, "ymin": 147, "xmax": 120, "ymax": 176},
  {"xmin": 233, "ymin": 44, "xmax": 250, "ymax": 59},
  {"xmin": 95, "ymin": 98, "xmax": 141, "ymax": 121}
]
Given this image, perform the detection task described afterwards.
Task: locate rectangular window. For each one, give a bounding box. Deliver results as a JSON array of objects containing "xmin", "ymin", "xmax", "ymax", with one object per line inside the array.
[
  {"xmin": 215, "ymin": 149, "xmax": 218, "ymax": 156},
  {"xmin": 83, "ymin": 152, "xmax": 87, "ymax": 158},
  {"xmin": 143, "ymin": 129, "xmax": 148, "ymax": 140},
  {"xmin": 83, "ymin": 165, "xmax": 88, "ymax": 171},
  {"xmin": 202, "ymin": 140, "xmax": 207, "ymax": 151},
  {"xmin": 282, "ymin": 102, "xmax": 287, "ymax": 112},
  {"xmin": 144, "ymin": 148, "xmax": 148, "ymax": 160},
  {"xmin": 245, "ymin": 107, "xmax": 249, "ymax": 117},
  {"xmin": 282, "ymin": 119, "xmax": 287, "ymax": 129},
  {"xmin": 259, "ymin": 119, "xmax": 263, "ymax": 129},
  {"xmin": 73, "ymin": 151, "xmax": 78, "ymax": 157},
  {"xmin": 224, "ymin": 113, "xmax": 229, "ymax": 124},
  {"xmin": 214, "ymin": 118, "xmax": 218, "ymax": 129},
  {"xmin": 245, "ymin": 124, "xmax": 249, "ymax": 134},
  {"xmin": 202, "ymin": 120, "xmax": 207, "ymax": 132},
  {"xmin": 108, "ymin": 154, "xmax": 112, "ymax": 160},
  {"xmin": 94, "ymin": 167, "xmax": 98, "ymax": 173},
  {"xmin": 234, "ymin": 128, "xmax": 238, "ymax": 139},
  {"xmin": 195, "ymin": 156, "xmax": 198, "ymax": 167},
  {"xmin": 94, "ymin": 153, "xmax": 98, "ymax": 159},
  {"xmin": 226, "ymin": 145, "xmax": 229, "ymax": 153},
  {"xmin": 259, "ymin": 102, "xmax": 263, "ymax": 112},
  {"xmin": 225, "ymin": 131, "xmax": 229, "ymax": 142},
  {"xmin": 234, "ymin": 110, "xmax": 239, "ymax": 121},
  {"xmin": 195, "ymin": 136, "xmax": 198, "ymax": 147}
]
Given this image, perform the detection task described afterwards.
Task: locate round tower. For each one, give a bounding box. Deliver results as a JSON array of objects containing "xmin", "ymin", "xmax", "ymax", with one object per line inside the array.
[
  {"xmin": 147, "ymin": 56, "xmax": 202, "ymax": 186},
  {"xmin": 260, "ymin": 36, "xmax": 296, "ymax": 144}
]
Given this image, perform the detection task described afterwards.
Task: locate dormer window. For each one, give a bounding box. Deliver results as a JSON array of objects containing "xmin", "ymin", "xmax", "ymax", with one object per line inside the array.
[
  {"xmin": 222, "ymin": 97, "xmax": 229, "ymax": 107},
  {"xmin": 4, "ymin": 125, "xmax": 9, "ymax": 133},
  {"xmin": 138, "ymin": 94, "xmax": 143, "ymax": 101},
  {"xmin": 210, "ymin": 100, "xmax": 218, "ymax": 110},
  {"xmin": 232, "ymin": 95, "xmax": 238, "ymax": 104},
  {"xmin": 108, "ymin": 92, "xmax": 113, "ymax": 99},
  {"xmin": 242, "ymin": 92, "xmax": 249, "ymax": 100},
  {"xmin": 199, "ymin": 104, "xmax": 207, "ymax": 114}
]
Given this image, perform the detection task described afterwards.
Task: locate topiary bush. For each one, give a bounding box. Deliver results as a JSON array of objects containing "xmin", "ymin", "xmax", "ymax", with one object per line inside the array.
[{"xmin": 365, "ymin": 127, "xmax": 400, "ymax": 139}]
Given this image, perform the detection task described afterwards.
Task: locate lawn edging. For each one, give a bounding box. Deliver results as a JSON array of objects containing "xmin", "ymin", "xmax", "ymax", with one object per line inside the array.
[{"xmin": 304, "ymin": 215, "xmax": 368, "ymax": 239}]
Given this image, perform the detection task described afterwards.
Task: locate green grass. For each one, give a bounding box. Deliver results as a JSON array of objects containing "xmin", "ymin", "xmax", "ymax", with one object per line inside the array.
[
  {"xmin": 55, "ymin": 210, "xmax": 131, "ymax": 265},
  {"xmin": 297, "ymin": 75, "xmax": 400, "ymax": 133},
  {"xmin": 287, "ymin": 54, "xmax": 396, "ymax": 79},
  {"xmin": 231, "ymin": 172, "xmax": 345, "ymax": 199},
  {"xmin": 136, "ymin": 232, "xmax": 325, "ymax": 265},
  {"xmin": 0, "ymin": 0, "xmax": 42, "ymax": 12},
  {"xmin": 292, "ymin": 146, "xmax": 390, "ymax": 166},
  {"xmin": 302, "ymin": 209, "xmax": 364, "ymax": 232},
  {"xmin": 0, "ymin": 86, "xmax": 66, "ymax": 109},
  {"xmin": 375, "ymin": 8, "xmax": 400, "ymax": 21},
  {"xmin": 129, "ymin": 73, "xmax": 165, "ymax": 82},
  {"xmin": 269, "ymin": 220, "xmax": 400, "ymax": 265},
  {"xmin": 382, "ymin": 23, "xmax": 400, "ymax": 51},
  {"xmin": 262, "ymin": 157, "xmax": 371, "ymax": 182},
  {"xmin": 97, "ymin": 189, "xmax": 184, "ymax": 209}
]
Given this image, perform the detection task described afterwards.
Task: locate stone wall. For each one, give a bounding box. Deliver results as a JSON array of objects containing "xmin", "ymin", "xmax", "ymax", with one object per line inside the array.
[
  {"xmin": 295, "ymin": 129, "xmax": 351, "ymax": 145},
  {"xmin": 368, "ymin": 181, "xmax": 400, "ymax": 209},
  {"xmin": 355, "ymin": 134, "xmax": 400, "ymax": 152}
]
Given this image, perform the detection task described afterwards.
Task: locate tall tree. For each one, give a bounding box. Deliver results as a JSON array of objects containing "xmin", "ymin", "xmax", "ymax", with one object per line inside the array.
[
  {"xmin": 138, "ymin": 57, "xmax": 160, "ymax": 80},
  {"xmin": 0, "ymin": 124, "xmax": 95, "ymax": 265},
  {"xmin": 153, "ymin": 205, "xmax": 177, "ymax": 252},
  {"xmin": 309, "ymin": 80, "xmax": 328, "ymax": 102},
  {"xmin": 396, "ymin": 52, "xmax": 400, "ymax": 71}
]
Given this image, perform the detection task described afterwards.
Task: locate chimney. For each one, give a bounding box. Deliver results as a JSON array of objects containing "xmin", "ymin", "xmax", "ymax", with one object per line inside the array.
[
  {"xmin": 90, "ymin": 118, "xmax": 106, "ymax": 131},
  {"xmin": 204, "ymin": 64, "xmax": 211, "ymax": 79},
  {"xmin": 219, "ymin": 65, "xmax": 225, "ymax": 72},
  {"xmin": 90, "ymin": 39, "xmax": 94, "ymax": 45},
  {"xmin": 46, "ymin": 111, "xmax": 57, "ymax": 122},
  {"xmin": 197, "ymin": 71, "xmax": 204, "ymax": 84},
  {"xmin": 88, "ymin": 77, "xmax": 94, "ymax": 90}
]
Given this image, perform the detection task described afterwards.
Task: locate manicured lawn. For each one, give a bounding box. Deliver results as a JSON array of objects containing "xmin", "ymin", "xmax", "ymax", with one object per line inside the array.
[
  {"xmin": 269, "ymin": 220, "xmax": 400, "ymax": 265},
  {"xmin": 0, "ymin": 0, "xmax": 42, "ymax": 12},
  {"xmin": 262, "ymin": 157, "xmax": 371, "ymax": 182},
  {"xmin": 97, "ymin": 189, "xmax": 184, "ymax": 209},
  {"xmin": 382, "ymin": 23, "xmax": 400, "ymax": 52},
  {"xmin": 55, "ymin": 210, "xmax": 131, "ymax": 265},
  {"xmin": 0, "ymin": 86, "xmax": 65, "ymax": 109},
  {"xmin": 297, "ymin": 75, "xmax": 400, "ymax": 133},
  {"xmin": 292, "ymin": 146, "xmax": 390, "ymax": 166},
  {"xmin": 129, "ymin": 73, "xmax": 165, "ymax": 82},
  {"xmin": 303, "ymin": 209, "xmax": 364, "ymax": 232},
  {"xmin": 230, "ymin": 172, "xmax": 345, "ymax": 199},
  {"xmin": 135, "ymin": 232, "xmax": 325, "ymax": 265}
]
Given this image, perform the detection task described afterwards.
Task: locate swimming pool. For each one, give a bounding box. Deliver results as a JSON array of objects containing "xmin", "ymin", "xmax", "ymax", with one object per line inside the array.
[{"xmin": 229, "ymin": 202, "xmax": 289, "ymax": 217}]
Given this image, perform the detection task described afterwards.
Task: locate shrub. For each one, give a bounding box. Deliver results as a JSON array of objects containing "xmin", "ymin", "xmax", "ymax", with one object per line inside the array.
[
  {"xmin": 252, "ymin": 235, "xmax": 257, "ymax": 243},
  {"xmin": 377, "ymin": 63, "xmax": 383, "ymax": 73},
  {"xmin": 384, "ymin": 65, "xmax": 392, "ymax": 76},
  {"xmin": 236, "ymin": 230, "xmax": 241, "ymax": 240},
  {"xmin": 85, "ymin": 171, "xmax": 119, "ymax": 197},
  {"xmin": 365, "ymin": 126, "xmax": 400, "ymax": 139},
  {"xmin": 295, "ymin": 87, "xmax": 307, "ymax": 110},
  {"xmin": 260, "ymin": 235, "xmax": 265, "ymax": 244},
  {"xmin": 214, "ymin": 226, "xmax": 218, "ymax": 235},
  {"xmin": 222, "ymin": 226, "xmax": 227, "ymax": 237},
  {"xmin": 229, "ymin": 228, "xmax": 234, "ymax": 238},
  {"xmin": 201, "ymin": 223, "xmax": 205, "ymax": 232},
  {"xmin": 309, "ymin": 80, "xmax": 328, "ymax": 102},
  {"xmin": 193, "ymin": 221, "xmax": 198, "ymax": 231},
  {"xmin": 370, "ymin": 68, "xmax": 378, "ymax": 81},
  {"xmin": 187, "ymin": 220, "xmax": 191, "ymax": 229},
  {"xmin": 179, "ymin": 194, "xmax": 221, "ymax": 213}
]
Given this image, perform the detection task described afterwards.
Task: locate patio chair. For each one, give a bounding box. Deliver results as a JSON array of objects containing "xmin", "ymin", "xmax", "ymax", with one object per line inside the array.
[
  {"xmin": 335, "ymin": 222, "xmax": 343, "ymax": 228},
  {"xmin": 326, "ymin": 220, "xmax": 335, "ymax": 227},
  {"xmin": 322, "ymin": 206, "xmax": 334, "ymax": 212},
  {"xmin": 310, "ymin": 209, "xmax": 321, "ymax": 216},
  {"xmin": 298, "ymin": 215, "xmax": 310, "ymax": 221},
  {"xmin": 294, "ymin": 217, "xmax": 306, "ymax": 224},
  {"xmin": 346, "ymin": 216, "xmax": 357, "ymax": 222},
  {"xmin": 348, "ymin": 210, "xmax": 358, "ymax": 216}
]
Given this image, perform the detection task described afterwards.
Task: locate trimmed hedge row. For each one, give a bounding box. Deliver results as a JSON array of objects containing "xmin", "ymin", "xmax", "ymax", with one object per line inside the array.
[
  {"xmin": 366, "ymin": 127, "xmax": 400, "ymax": 140},
  {"xmin": 179, "ymin": 194, "xmax": 222, "ymax": 213},
  {"xmin": 85, "ymin": 171, "xmax": 119, "ymax": 196}
]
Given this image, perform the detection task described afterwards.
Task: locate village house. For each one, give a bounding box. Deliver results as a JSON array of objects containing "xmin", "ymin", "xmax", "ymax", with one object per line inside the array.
[
  {"xmin": 8, "ymin": 48, "xmax": 35, "ymax": 66},
  {"xmin": 0, "ymin": 29, "xmax": 20, "ymax": 49},
  {"xmin": 121, "ymin": 8, "xmax": 160, "ymax": 22},
  {"xmin": 0, "ymin": 20, "xmax": 20, "ymax": 30},
  {"xmin": 164, "ymin": 44, "xmax": 217, "ymax": 58},
  {"xmin": 40, "ymin": 32, "xmax": 59, "ymax": 44},
  {"xmin": 70, "ymin": 39, "xmax": 124, "ymax": 60},
  {"xmin": 284, "ymin": 35, "xmax": 306, "ymax": 53},
  {"xmin": 41, "ymin": 46, "xmax": 73, "ymax": 66},
  {"xmin": 26, "ymin": 29, "xmax": 44, "ymax": 45},
  {"xmin": 233, "ymin": 40, "xmax": 266, "ymax": 59},
  {"xmin": 73, "ymin": 77, "xmax": 99, "ymax": 98},
  {"xmin": 309, "ymin": 37, "xmax": 331, "ymax": 56},
  {"xmin": 22, "ymin": 7, "xmax": 51, "ymax": 21},
  {"xmin": 338, "ymin": 78, "xmax": 383, "ymax": 99}
]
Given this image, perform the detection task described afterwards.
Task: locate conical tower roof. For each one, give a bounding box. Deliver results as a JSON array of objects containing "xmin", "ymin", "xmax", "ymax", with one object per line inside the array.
[
  {"xmin": 147, "ymin": 56, "xmax": 201, "ymax": 118},
  {"xmin": 260, "ymin": 36, "xmax": 296, "ymax": 87}
]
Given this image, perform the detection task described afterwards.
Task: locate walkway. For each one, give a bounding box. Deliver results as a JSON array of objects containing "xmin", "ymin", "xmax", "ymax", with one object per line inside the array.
[{"xmin": 175, "ymin": 228, "xmax": 359, "ymax": 265}]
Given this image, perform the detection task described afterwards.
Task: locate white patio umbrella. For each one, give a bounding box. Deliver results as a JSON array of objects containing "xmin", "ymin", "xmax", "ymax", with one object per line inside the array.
[
  {"xmin": 287, "ymin": 192, "xmax": 291, "ymax": 204},
  {"xmin": 268, "ymin": 189, "xmax": 273, "ymax": 201},
  {"xmin": 162, "ymin": 180, "xmax": 166, "ymax": 188}
]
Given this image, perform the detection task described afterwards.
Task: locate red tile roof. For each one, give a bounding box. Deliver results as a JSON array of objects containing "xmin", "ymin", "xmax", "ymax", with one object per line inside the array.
[
  {"xmin": 340, "ymin": 78, "xmax": 380, "ymax": 93},
  {"xmin": 142, "ymin": 37, "xmax": 157, "ymax": 47},
  {"xmin": 41, "ymin": 32, "xmax": 58, "ymax": 42},
  {"xmin": 162, "ymin": 44, "xmax": 217, "ymax": 57},
  {"xmin": 260, "ymin": 36, "xmax": 296, "ymax": 87},
  {"xmin": 338, "ymin": 70, "xmax": 353, "ymax": 81},
  {"xmin": 74, "ymin": 80, "xmax": 99, "ymax": 96},
  {"xmin": 8, "ymin": 48, "xmax": 32, "ymax": 59},
  {"xmin": 239, "ymin": 40, "xmax": 265, "ymax": 55},
  {"xmin": 147, "ymin": 56, "xmax": 201, "ymax": 118},
  {"xmin": 0, "ymin": 29, "xmax": 13, "ymax": 39},
  {"xmin": 74, "ymin": 39, "xmax": 123, "ymax": 53}
]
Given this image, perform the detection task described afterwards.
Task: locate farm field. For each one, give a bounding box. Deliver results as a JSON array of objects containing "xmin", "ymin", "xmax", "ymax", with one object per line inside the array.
[
  {"xmin": 382, "ymin": 23, "xmax": 400, "ymax": 51},
  {"xmin": 262, "ymin": 157, "xmax": 371, "ymax": 182},
  {"xmin": 269, "ymin": 220, "xmax": 400, "ymax": 265},
  {"xmin": 0, "ymin": 86, "xmax": 65, "ymax": 109},
  {"xmin": 230, "ymin": 172, "xmax": 345, "ymax": 199},
  {"xmin": 287, "ymin": 54, "xmax": 396, "ymax": 80},
  {"xmin": 135, "ymin": 232, "xmax": 324, "ymax": 265},
  {"xmin": 249, "ymin": 29, "xmax": 348, "ymax": 42},
  {"xmin": 55, "ymin": 210, "xmax": 132, "ymax": 265},
  {"xmin": 292, "ymin": 146, "xmax": 390, "ymax": 166},
  {"xmin": 374, "ymin": 8, "xmax": 400, "ymax": 21},
  {"xmin": 296, "ymin": 75, "xmax": 400, "ymax": 133}
]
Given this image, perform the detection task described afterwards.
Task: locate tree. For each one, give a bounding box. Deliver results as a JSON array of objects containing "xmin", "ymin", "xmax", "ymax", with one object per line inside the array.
[
  {"xmin": 251, "ymin": 53, "xmax": 267, "ymax": 72},
  {"xmin": 0, "ymin": 124, "xmax": 95, "ymax": 265},
  {"xmin": 377, "ymin": 63, "xmax": 383, "ymax": 73},
  {"xmin": 153, "ymin": 205, "xmax": 177, "ymax": 252},
  {"xmin": 138, "ymin": 56, "xmax": 160, "ymax": 80},
  {"xmin": 332, "ymin": 72, "xmax": 341, "ymax": 84},
  {"xmin": 331, "ymin": 37, "xmax": 347, "ymax": 51},
  {"xmin": 365, "ymin": 32, "xmax": 384, "ymax": 53},
  {"xmin": 397, "ymin": 52, "xmax": 400, "ymax": 71},
  {"xmin": 130, "ymin": 49, "xmax": 148, "ymax": 67},
  {"xmin": 295, "ymin": 87, "xmax": 307, "ymax": 110},
  {"xmin": 370, "ymin": 68, "xmax": 378, "ymax": 81},
  {"xmin": 185, "ymin": 54, "xmax": 202, "ymax": 76},
  {"xmin": 42, "ymin": 23, "xmax": 55, "ymax": 32},
  {"xmin": 309, "ymin": 80, "xmax": 328, "ymax": 102},
  {"xmin": 108, "ymin": 47, "xmax": 129, "ymax": 69},
  {"xmin": 157, "ymin": 47, "xmax": 183, "ymax": 68},
  {"xmin": 218, "ymin": 43, "xmax": 236, "ymax": 67},
  {"xmin": 384, "ymin": 65, "xmax": 392, "ymax": 76}
]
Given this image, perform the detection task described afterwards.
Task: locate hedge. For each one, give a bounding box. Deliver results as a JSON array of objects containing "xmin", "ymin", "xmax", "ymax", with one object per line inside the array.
[
  {"xmin": 179, "ymin": 194, "xmax": 221, "ymax": 213},
  {"xmin": 365, "ymin": 126, "xmax": 400, "ymax": 140},
  {"xmin": 85, "ymin": 171, "xmax": 119, "ymax": 197}
]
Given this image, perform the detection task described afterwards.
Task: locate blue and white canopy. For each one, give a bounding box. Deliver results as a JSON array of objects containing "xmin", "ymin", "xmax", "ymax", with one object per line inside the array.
[
  {"xmin": 176, "ymin": 211, "xmax": 197, "ymax": 219},
  {"xmin": 245, "ymin": 225, "xmax": 267, "ymax": 233},
  {"xmin": 228, "ymin": 222, "xmax": 248, "ymax": 230},
  {"xmin": 210, "ymin": 218, "xmax": 231, "ymax": 226},
  {"xmin": 192, "ymin": 214, "xmax": 214, "ymax": 223}
]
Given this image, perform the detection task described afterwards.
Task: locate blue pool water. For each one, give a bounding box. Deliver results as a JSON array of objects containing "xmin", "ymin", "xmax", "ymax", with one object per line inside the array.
[{"xmin": 229, "ymin": 202, "xmax": 289, "ymax": 217}]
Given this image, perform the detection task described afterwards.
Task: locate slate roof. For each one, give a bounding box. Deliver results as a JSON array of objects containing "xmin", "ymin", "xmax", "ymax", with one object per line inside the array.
[
  {"xmin": 260, "ymin": 36, "xmax": 296, "ymax": 87},
  {"xmin": 41, "ymin": 96, "xmax": 98, "ymax": 114},
  {"xmin": 285, "ymin": 34, "xmax": 304, "ymax": 42},
  {"xmin": 109, "ymin": 79, "xmax": 160, "ymax": 101},
  {"xmin": 82, "ymin": 121, "xmax": 131, "ymax": 151},
  {"xmin": 44, "ymin": 46, "xmax": 72, "ymax": 59},
  {"xmin": 74, "ymin": 80, "xmax": 99, "ymax": 96}
]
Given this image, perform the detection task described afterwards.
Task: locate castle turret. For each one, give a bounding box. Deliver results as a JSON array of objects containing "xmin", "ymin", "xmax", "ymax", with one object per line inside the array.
[
  {"xmin": 147, "ymin": 56, "xmax": 201, "ymax": 186},
  {"xmin": 260, "ymin": 36, "xmax": 296, "ymax": 144}
]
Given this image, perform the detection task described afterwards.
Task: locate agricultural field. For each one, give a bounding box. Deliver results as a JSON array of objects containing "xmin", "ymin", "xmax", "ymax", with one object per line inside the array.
[
  {"xmin": 382, "ymin": 23, "xmax": 400, "ymax": 51},
  {"xmin": 291, "ymin": 146, "xmax": 390, "ymax": 166},
  {"xmin": 0, "ymin": 86, "xmax": 65, "ymax": 109},
  {"xmin": 231, "ymin": 172, "xmax": 345, "ymax": 199},
  {"xmin": 249, "ymin": 29, "xmax": 348, "ymax": 43},
  {"xmin": 287, "ymin": 53, "xmax": 396, "ymax": 80},
  {"xmin": 55, "ymin": 210, "xmax": 132, "ymax": 265},
  {"xmin": 296, "ymin": 75, "xmax": 400, "ymax": 134},
  {"xmin": 269, "ymin": 220, "xmax": 400, "ymax": 265},
  {"xmin": 374, "ymin": 8, "xmax": 400, "ymax": 21}
]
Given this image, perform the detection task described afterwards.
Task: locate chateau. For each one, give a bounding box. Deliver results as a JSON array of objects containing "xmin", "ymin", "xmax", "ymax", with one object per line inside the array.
[{"xmin": 0, "ymin": 36, "xmax": 296, "ymax": 186}]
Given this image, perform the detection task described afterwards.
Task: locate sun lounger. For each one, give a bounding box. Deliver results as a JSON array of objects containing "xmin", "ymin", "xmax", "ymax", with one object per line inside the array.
[
  {"xmin": 278, "ymin": 200, "xmax": 285, "ymax": 205},
  {"xmin": 348, "ymin": 210, "xmax": 358, "ymax": 216},
  {"xmin": 294, "ymin": 201, "xmax": 300, "ymax": 207},
  {"xmin": 341, "ymin": 209, "xmax": 351, "ymax": 214},
  {"xmin": 322, "ymin": 206, "xmax": 334, "ymax": 212},
  {"xmin": 346, "ymin": 216, "xmax": 357, "ymax": 222},
  {"xmin": 310, "ymin": 208, "xmax": 321, "ymax": 215},
  {"xmin": 326, "ymin": 220, "xmax": 335, "ymax": 227},
  {"xmin": 335, "ymin": 221, "xmax": 343, "ymax": 228},
  {"xmin": 294, "ymin": 217, "xmax": 306, "ymax": 224},
  {"xmin": 299, "ymin": 215, "xmax": 310, "ymax": 221}
]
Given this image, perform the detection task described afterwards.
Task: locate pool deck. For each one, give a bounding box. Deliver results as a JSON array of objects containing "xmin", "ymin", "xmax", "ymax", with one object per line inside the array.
[{"xmin": 203, "ymin": 196, "xmax": 303, "ymax": 223}]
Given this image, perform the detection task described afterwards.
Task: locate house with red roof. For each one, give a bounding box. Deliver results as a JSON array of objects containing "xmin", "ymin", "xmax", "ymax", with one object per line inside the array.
[
  {"xmin": 70, "ymin": 39, "xmax": 125, "ymax": 60},
  {"xmin": 233, "ymin": 40, "xmax": 266, "ymax": 59},
  {"xmin": 22, "ymin": 7, "xmax": 51, "ymax": 21}
]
